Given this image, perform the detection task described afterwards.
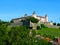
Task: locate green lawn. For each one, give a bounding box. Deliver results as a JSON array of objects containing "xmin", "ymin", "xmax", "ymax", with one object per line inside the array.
[{"xmin": 36, "ymin": 28, "xmax": 60, "ymax": 37}]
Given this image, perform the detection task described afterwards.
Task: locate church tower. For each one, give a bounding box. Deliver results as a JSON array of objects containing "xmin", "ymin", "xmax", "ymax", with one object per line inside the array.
[
  {"xmin": 45, "ymin": 14, "xmax": 48, "ymax": 22},
  {"xmin": 32, "ymin": 11, "xmax": 37, "ymax": 18}
]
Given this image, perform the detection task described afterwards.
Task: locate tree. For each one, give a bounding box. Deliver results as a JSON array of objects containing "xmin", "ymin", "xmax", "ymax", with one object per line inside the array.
[
  {"xmin": 10, "ymin": 20, "xmax": 14, "ymax": 23},
  {"xmin": 0, "ymin": 19, "xmax": 9, "ymax": 26},
  {"xmin": 57, "ymin": 23, "xmax": 60, "ymax": 26},
  {"xmin": 41, "ymin": 24, "xmax": 47, "ymax": 28},
  {"xmin": 53, "ymin": 22, "xmax": 56, "ymax": 25},
  {"xmin": 26, "ymin": 17, "xmax": 39, "ymax": 23}
]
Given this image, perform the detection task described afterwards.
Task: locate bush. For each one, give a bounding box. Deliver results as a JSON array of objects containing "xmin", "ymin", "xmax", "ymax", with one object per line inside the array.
[
  {"xmin": 37, "ymin": 26, "xmax": 41, "ymax": 30},
  {"xmin": 59, "ymin": 27, "xmax": 60, "ymax": 29},
  {"xmin": 29, "ymin": 27, "xmax": 33, "ymax": 29},
  {"xmin": 41, "ymin": 24, "xmax": 47, "ymax": 28},
  {"xmin": 43, "ymin": 34, "xmax": 48, "ymax": 37},
  {"xmin": 48, "ymin": 42, "xmax": 52, "ymax": 45}
]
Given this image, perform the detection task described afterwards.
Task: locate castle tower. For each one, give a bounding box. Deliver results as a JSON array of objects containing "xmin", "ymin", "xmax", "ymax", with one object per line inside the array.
[
  {"xmin": 32, "ymin": 11, "xmax": 37, "ymax": 18},
  {"xmin": 24, "ymin": 13, "xmax": 28, "ymax": 17},
  {"xmin": 45, "ymin": 14, "xmax": 48, "ymax": 22}
]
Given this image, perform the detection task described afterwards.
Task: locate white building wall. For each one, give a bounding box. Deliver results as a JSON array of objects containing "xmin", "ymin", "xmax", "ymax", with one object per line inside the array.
[{"xmin": 40, "ymin": 18, "xmax": 45, "ymax": 22}]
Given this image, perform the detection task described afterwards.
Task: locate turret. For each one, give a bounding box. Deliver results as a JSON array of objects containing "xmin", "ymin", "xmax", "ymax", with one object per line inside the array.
[
  {"xmin": 45, "ymin": 14, "xmax": 48, "ymax": 22},
  {"xmin": 24, "ymin": 13, "xmax": 28, "ymax": 17},
  {"xmin": 32, "ymin": 11, "xmax": 37, "ymax": 18}
]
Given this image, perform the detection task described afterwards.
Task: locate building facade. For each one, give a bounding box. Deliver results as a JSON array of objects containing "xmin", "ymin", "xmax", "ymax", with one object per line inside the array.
[
  {"xmin": 12, "ymin": 11, "xmax": 48, "ymax": 23},
  {"xmin": 32, "ymin": 11, "xmax": 48, "ymax": 23}
]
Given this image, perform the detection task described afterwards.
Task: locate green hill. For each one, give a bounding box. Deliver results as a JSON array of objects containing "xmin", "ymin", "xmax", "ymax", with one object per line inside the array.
[{"xmin": 36, "ymin": 28, "xmax": 60, "ymax": 40}]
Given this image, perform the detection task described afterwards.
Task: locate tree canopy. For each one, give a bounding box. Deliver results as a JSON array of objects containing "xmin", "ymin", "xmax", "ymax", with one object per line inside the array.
[
  {"xmin": 26, "ymin": 17, "xmax": 39, "ymax": 23},
  {"xmin": 53, "ymin": 22, "xmax": 56, "ymax": 25},
  {"xmin": 57, "ymin": 23, "xmax": 60, "ymax": 26}
]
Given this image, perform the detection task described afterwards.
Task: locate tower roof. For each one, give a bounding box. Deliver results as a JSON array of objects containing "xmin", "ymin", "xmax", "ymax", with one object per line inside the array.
[
  {"xmin": 33, "ymin": 11, "xmax": 36, "ymax": 14},
  {"xmin": 45, "ymin": 14, "xmax": 48, "ymax": 16},
  {"xmin": 24, "ymin": 13, "xmax": 28, "ymax": 17}
]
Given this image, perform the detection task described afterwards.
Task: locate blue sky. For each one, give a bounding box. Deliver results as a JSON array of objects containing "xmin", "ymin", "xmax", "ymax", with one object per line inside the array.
[{"xmin": 0, "ymin": 0, "xmax": 60, "ymax": 23}]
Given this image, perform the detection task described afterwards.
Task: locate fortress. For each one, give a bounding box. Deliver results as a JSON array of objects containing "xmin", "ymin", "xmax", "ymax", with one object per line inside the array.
[
  {"xmin": 10, "ymin": 11, "xmax": 53, "ymax": 29},
  {"xmin": 9, "ymin": 11, "xmax": 60, "ymax": 29},
  {"xmin": 12, "ymin": 11, "xmax": 48, "ymax": 23}
]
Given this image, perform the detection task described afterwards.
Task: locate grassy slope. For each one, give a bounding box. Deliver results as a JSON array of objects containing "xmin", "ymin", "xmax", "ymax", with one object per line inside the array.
[{"xmin": 36, "ymin": 28, "xmax": 60, "ymax": 37}]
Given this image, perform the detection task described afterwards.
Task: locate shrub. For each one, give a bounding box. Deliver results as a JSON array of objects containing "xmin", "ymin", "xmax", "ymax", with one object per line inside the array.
[
  {"xmin": 48, "ymin": 42, "xmax": 52, "ymax": 45},
  {"xmin": 59, "ymin": 27, "xmax": 60, "ymax": 29},
  {"xmin": 29, "ymin": 27, "xmax": 33, "ymax": 29},
  {"xmin": 41, "ymin": 24, "xmax": 47, "ymax": 28},
  {"xmin": 43, "ymin": 34, "xmax": 48, "ymax": 37},
  {"xmin": 37, "ymin": 26, "xmax": 41, "ymax": 30}
]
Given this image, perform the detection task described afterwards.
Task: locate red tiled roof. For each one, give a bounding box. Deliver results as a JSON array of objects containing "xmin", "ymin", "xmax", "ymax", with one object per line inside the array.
[{"xmin": 37, "ymin": 16, "xmax": 45, "ymax": 18}]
